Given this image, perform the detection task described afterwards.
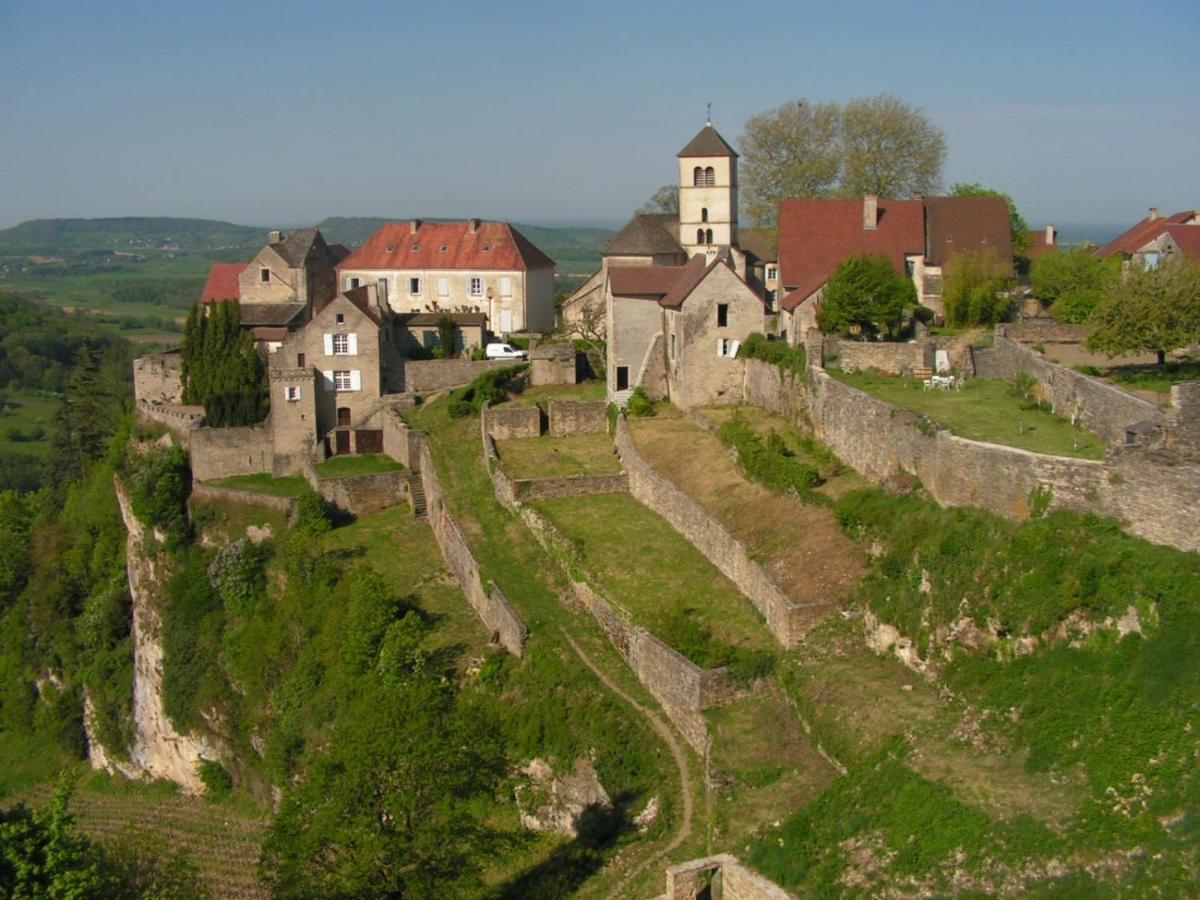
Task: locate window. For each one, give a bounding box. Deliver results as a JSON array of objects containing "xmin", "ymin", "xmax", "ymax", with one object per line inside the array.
[
  {"xmin": 704, "ymin": 166, "xmax": 716, "ymax": 186},
  {"xmin": 765, "ymin": 264, "xmax": 778, "ymax": 282},
  {"xmin": 408, "ymin": 277, "xmax": 421, "ymax": 294},
  {"xmin": 297, "ymin": 353, "xmax": 305, "ymax": 367},
  {"xmin": 260, "ymin": 268, "xmax": 270, "ymax": 283},
  {"xmin": 500, "ymin": 276, "xmax": 512, "ymax": 297},
  {"xmin": 717, "ymin": 304, "xmax": 729, "ymax": 327},
  {"xmin": 469, "ymin": 276, "xmax": 483, "ymax": 297},
  {"xmin": 332, "ymin": 334, "xmax": 350, "ymax": 355},
  {"xmin": 693, "ymin": 166, "xmax": 704, "ymax": 186},
  {"xmin": 347, "ymin": 278, "xmax": 360, "ymax": 290},
  {"xmin": 285, "ymin": 385, "xmax": 301, "ymax": 402},
  {"xmin": 705, "ymin": 228, "xmax": 713, "ymax": 245},
  {"xmin": 701, "ymin": 207, "xmax": 708, "ymax": 223},
  {"xmin": 335, "ymin": 313, "xmax": 345, "ymax": 324},
  {"xmin": 717, "ymin": 338, "xmax": 731, "ymax": 357},
  {"xmin": 670, "ymin": 333, "xmax": 676, "ymax": 360},
  {"xmin": 334, "ymin": 370, "xmax": 354, "ymax": 391},
  {"xmin": 437, "ymin": 277, "xmax": 449, "ymax": 298},
  {"xmin": 697, "ymin": 228, "xmax": 705, "ymax": 245}
]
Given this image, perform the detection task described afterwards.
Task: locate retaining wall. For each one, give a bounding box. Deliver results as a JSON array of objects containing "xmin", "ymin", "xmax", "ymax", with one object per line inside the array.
[
  {"xmin": 664, "ymin": 854, "xmax": 796, "ymax": 900},
  {"xmin": 514, "ymin": 473, "xmax": 629, "ymax": 501},
  {"xmin": 1002, "ymin": 319, "xmax": 1088, "ymax": 344},
  {"xmin": 188, "ymin": 424, "xmax": 271, "ymax": 481},
  {"xmin": 741, "ymin": 359, "xmax": 811, "ymax": 429},
  {"xmin": 837, "ymin": 340, "xmax": 931, "ymax": 376},
  {"xmin": 485, "ymin": 404, "xmax": 542, "ymax": 440},
  {"xmin": 403, "ymin": 358, "xmax": 514, "ymax": 393},
  {"xmin": 616, "ymin": 417, "xmax": 825, "ymax": 647},
  {"xmin": 548, "ymin": 400, "xmax": 608, "ymax": 436},
  {"xmin": 188, "ymin": 482, "xmax": 298, "ymax": 520},
  {"xmin": 317, "ymin": 471, "xmax": 408, "ymax": 518},
  {"xmin": 136, "ymin": 401, "xmax": 204, "ymax": 444}
]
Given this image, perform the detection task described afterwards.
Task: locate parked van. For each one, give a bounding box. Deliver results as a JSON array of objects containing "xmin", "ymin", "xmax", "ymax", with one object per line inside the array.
[{"xmin": 485, "ymin": 342, "xmax": 527, "ymax": 360}]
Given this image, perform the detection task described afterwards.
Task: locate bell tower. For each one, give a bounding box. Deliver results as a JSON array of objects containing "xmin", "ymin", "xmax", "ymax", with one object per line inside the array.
[{"xmin": 677, "ymin": 119, "xmax": 739, "ymax": 259}]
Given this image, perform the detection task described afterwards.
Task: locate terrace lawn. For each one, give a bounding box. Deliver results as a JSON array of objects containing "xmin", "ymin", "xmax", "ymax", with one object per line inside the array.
[
  {"xmin": 504, "ymin": 379, "xmax": 606, "ymax": 407},
  {"xmin": 316, "ymin": 453, "xmax": 404, "ymax": 478},
  {"xmin": 1096, "ymin": 361, "xmax": 1200, "ymax": 395},
  {"xmin": 531, "ymin": 492, "xmax": 774, "ymax": 656},
  {"xmin": 495, "ymin": 432, "xmax": 620, "ymax": 479},
  {"xmin": 208, "ymin": 473, "xmax": 308, "ymax": 497},
  {"xmin": 831, "ymin": 371, "xmax": 1107, "ymax": 460}
]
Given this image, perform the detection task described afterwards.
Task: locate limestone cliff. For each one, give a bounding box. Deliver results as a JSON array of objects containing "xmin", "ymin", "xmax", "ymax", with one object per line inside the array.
[{"xmin": 89, "ymin": 480, "xmax": 221, "ymax": 793}]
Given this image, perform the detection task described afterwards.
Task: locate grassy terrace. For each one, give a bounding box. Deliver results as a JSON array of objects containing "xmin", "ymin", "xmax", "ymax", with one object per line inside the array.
[
  {"xmin": 315, "ymin": 452, "xmax": 403, "ymax": 478},
  {"xmin": 831, "ymin": 370, "xmax": 1107, "ymax": 459},
  {"xmin": 1078, "ymin": 360, "xmax": 1200, "ymax": 394},
  {"xmin": 502, "ymin": 379, "xmax": 607, "ymax": 407},
  {"xmin": 531, "ymin": 492, "xmax": 775, "ymax": 658},
  {"xmin": 495, "ymin": 432, "xmax": 621, "ymax": 479},
  {"xmin": 208, "ymin": 473, "xmax": 307, "ymax": 496}
]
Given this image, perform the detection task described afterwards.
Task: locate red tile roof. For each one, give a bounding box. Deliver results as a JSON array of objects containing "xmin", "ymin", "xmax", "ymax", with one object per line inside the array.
[
  {"xmin": 1026, "ymin": 227, "xmax": 1058, "ymax": 261},
  {"xmin": 777, "ymin": 199, "xmax": 924, "ymax": 312},
  {"xmin": 200, "ymin": 263, "xmax": 248, "ymax": 303},
  {"xmin": 338, "ymin": 221, "xmax": 554, "ymax": 272},
  {"xmin": 1096, "ymin": 211, "xmax": 1193, "ymax": 259},
  {"xmin": 924, "ymin": 197, "xmax": 1013, "ymax": 267},
  {"xmin": 609, "ymin": 264, "xmax": 688, "ymax": 297},
  {"xmin": 1164, "ymin": 224, "xmax": 1200, "ymax": 260}
]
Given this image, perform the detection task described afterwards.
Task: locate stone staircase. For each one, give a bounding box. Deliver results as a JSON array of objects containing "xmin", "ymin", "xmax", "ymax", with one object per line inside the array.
[
  {"xmin": 611, "ymin": 389, "xmax": 633, "ymax": 408},
  {"xmin": 408, "ymin": 472, "xmax": 428, "ymax": 519}
]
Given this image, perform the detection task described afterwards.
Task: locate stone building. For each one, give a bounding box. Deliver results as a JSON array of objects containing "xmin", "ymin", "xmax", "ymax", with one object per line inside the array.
[
  {"xmin": 336, "ymin": 219, "xmax": 556, "ymax": 335},
  {"xmin": 1096, "ymin": 207, "xmax": 1200, "ymax": 268}
]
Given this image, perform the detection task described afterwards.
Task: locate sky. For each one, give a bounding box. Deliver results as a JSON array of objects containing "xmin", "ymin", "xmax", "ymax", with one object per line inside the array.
[{"xmin": 1, "ymin": 0, "xmax": 1197, "ymax": 233}]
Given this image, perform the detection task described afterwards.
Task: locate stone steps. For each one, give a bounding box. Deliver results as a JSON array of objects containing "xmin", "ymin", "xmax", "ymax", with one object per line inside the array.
[{"xmin": 408, "ymin": 473, "xmax": 428, "ymax": 519}]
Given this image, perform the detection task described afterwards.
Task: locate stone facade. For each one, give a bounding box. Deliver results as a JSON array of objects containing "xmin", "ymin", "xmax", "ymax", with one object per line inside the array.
[
  {"xmin": 547, "ymin": 400, "xmax": 608, "ymax": 437},
  {"xmin": 188, "ymin": 425, "xmax": 272, "ymax": 481},
  {"xmin": 133, "ymin": 351, "xmax": 183, "ymax": 404},
  {"xmin": 484, "ymin": 404, "xmax": 542, "ymax": 440},
  {"xmin": 402, "ymin": 358, "xmax": 515, "ymax": 393},
  {"xmin": 663, "ymin": 854, "xmax": 796, "ymax": 900},
  {"xmin": 616, "ymin": 416, "xmax": 829, "ymax": 647},
  {"xmin": 741, "ymin": 359, "xmax": 811, "ymax": 429},
  {"xmin": 188, "ymin": 482, "xmax": 298, "ymax": 520},
  {"xmin": 237, "ymin": 229, "xmax": 340, "ymax": 308},
  {"xmin": 314, "ymin": 470, "xmax": 408, "ymax": 518},
  {"xmin": 1164, "ymin": 382, "xmax": 1200, "ymax": 456}
]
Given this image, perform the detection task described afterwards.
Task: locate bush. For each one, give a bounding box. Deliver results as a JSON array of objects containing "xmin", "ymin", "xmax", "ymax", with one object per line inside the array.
[
  {"xmin": 912, "ymin": 305, "xmax": 935, "ymax": 324},
  {"xmin": 448, "ymin": 400, "xmax": 474, "ymax": 419},
  {"xmin": 446, "ymin": 364, "xmax": 526, "ymax": 418},
  {"xmin": 1049, "ymin": 288, "xmax": 1104, "ymax": 324},
  {"xmin": 626, "ymin": 387, "xmax": 655, "ymax": 417},
  {"xmin": 127, "ymin": 443, "xmax": 191, "ymax": 545},
  {"xmin": 198, "ymin": 758, "xmax": 233, "ymax": 799},
  {"xmin": 739, "ymin": 332, "xmax": 807, "ymax": 376},
  {"xmin": 207, "ymin": 539, "xmax": 267, "ymax": 617},
  {"xmin": 942, "ymin": 248, "xmax": 1014, "ymax": 326},
  {"xmin": 718, "ymin": 416, "xmax": 824, "ymax": 502}
]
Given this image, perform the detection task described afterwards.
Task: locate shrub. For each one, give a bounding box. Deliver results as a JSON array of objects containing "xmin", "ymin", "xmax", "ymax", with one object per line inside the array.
[
  {"xmin": 207, "ymin": 539, "xmax": 267, "ymax": 617},
  {"xmin": 448, "ymin": 400, "xmax": 474, "ymax": 419},
  {"xmin": 912, "ymin": 305, "xmax": 935, "ymax": 325},
  {"xmin": 446, "ymin": 364, "xmax": 526, "ymax": 417},
  {"xmin": 942, "ymin": 248, "xmax": 1014, "ymax": 326},
  {"xmin": 1049, "ymin": 287, "xmax": 1105, "ymax": 324},
  {"xmin": 718, "ymin": 416, "xmax": 824, "ymax": 502},
  {"xmin": 626, "ymin": 387, "xmax": 655, "ymax": 417},
  {"xmin": 127, "ymin": 444, "xmax": 191, "ymax": 545},
  {"xmin": 198, "ymin": 758, "xmax": 233, "ymax": 799},
  {"xmin": 817, "ymin": 255, "xmax": 916, "ymax": 339},
  {"xmin": 739, "ymin": 332, "xmax": 807, "ymax": 376}
]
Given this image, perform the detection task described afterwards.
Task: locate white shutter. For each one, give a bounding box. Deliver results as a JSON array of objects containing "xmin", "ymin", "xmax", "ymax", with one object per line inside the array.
[
  {"xmin": 322, "ymin": 370, "xmax": 334, "ymax": 391},
  {"xmin": 323, "ymin": 334, "xmax": 334, "ymax": 355},
  {"xmin": 500, "ymin": 276, "xmax": 512, "ymax": 297},
  {"xmin": 282, "ymin": 386, "xmax": 291, "ymax": 401},
  {"xmin": 349, "ymin": 370, "xmax": 362, "ymax": 391},
  {"xmin": 348, "ymin": 333, "xmax": 358, "ymax": 356},
  {"xmin": 729, "ymin": 339, "xmax": 741, "ymax": 357},
  {"xmin": 716, "ymin": 338, "xmax": 724, "ymax": 357},
  {"xmin": 437, "ymin": 277, "xmax": 449, "ymax": 297}
]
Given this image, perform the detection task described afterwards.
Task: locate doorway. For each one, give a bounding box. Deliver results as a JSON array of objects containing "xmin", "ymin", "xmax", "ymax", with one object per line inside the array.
[
  {"xmin": 616, "ymin": 366, "xmax": 629, "ymax": 391},
  {"xmin": 335, "ymin": 430, "xmax": 350, "ymax": 455}
]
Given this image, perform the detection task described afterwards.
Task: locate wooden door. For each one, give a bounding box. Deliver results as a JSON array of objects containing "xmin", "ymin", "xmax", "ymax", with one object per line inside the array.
[
  {"xmin": 335, "ymin": 430, "xmax": 350, "ymax": 455},
  {"xmin": 337, "ymin": 407, "xmax": 351, "ymax": 427},
  {"xmin": 355, "ymin": 430, "xmax": 383, "ymax": 454}
]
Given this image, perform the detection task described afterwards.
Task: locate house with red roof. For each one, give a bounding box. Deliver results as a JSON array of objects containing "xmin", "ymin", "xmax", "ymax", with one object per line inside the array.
[
  {"xmin": 336, "ymin": 219, "xmax": 556, "ymax": 336},
  {"xmin": 1097, "ymin": 208, "xmax": 1200, "ymax": 269},
  {"xmin": 776, "ymin": 194, "xmax": 1012, "ymax": 343}
]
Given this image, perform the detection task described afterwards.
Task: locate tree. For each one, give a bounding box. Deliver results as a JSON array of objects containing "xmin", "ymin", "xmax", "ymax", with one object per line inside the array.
[
  {"xmin": 817, "ymin": 255, "xmax": 916, "ymax": 340},
  {"xmin": 942, "ymin": 248, "xmax": 1015, "ymax": 327},
  {"xmin": 436, "ymin": 315, "xmax": 457, "ymax": 359},
  {"xmin": 560, "ymin": 296, "xmax": 606, "ymax": 375},
  {"xmin": 1087, "ymin": 259, "xmax": 1200, "ymax": 366},
  {"xmin": 740, "ymin": 95, "xmax": 946, "ymax": 227},
  {"xmin": 636, "ymin": 184, "xmax": 679, "ymax": 216},
  {"xmin": 1030, "ymin": 247, "xmax": 1122, "ymax": 323},
  {"xmin": 951, "ymin": 182, "xmax": 1031, "ymax": 267},
  {"xmin": 180, "ymin": 301, "xmax": 268, "ymax": 426}
]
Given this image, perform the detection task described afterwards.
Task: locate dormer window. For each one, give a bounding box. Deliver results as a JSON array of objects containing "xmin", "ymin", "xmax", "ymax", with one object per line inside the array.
[
  {"xmin": 440, "ymin": 244, "xmax": 448, "ymax": 252},
  {"xmin": 411, "ymin": 243, "xmax": 420, "ymax": 251},
  {"xmin": 482, "ymin": 245, "xmax": 492, "ymax": 252},
  {"xmin": 385, "ymin": 245, "xmax": 396, "ymax": 253},
  {"xmin": 260, "ymin": 268, "xmax": 270, "ymax": 283}
]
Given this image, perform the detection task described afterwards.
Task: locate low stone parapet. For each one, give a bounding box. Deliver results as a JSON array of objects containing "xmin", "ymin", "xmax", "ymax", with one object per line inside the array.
[
  {"xmin": 188, "ymin": 482, "xmax": 298, "ymax": 520},
  {"xmin": 403, "ymin": 358, "xmax": 515, "ymax": 393},
  {"xmin": 513, "ymin": 473, "xmax": 628, "ymax": 501},
  {"xmin": 664, "ymin": 854, "xmax": 796, "ymax": 900},
  {"xmin": 548, "ymin": 400, "xmax": 608, "ymax": 436}
]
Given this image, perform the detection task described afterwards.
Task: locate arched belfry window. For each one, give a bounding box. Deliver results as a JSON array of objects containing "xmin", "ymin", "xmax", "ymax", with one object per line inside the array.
[
  {"xmin": 693, "ymin": 166, "xmax": 704, "ymax": 186},
  {"xmin": 705, "ymin": 228, "xmax": 714, "ymax": 245},
  {"xmin": 704, "ymin": 166, "xmax": 716, "ymax": 187},
  {"xmin": 701, "ymin": 208, "xmax": 709, "ymax": 223},
  {"xmin": 697, "ymin": 228, "xmax": 705, "ymax": 245}
]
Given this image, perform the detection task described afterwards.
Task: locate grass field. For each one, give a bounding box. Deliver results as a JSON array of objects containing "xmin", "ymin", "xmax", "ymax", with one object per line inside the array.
[
  {"xmin": 495, "ymin": 433, "xmax": 620, "ymax": 479},
  {"xmin": 503, "ymin": 380, "xmax": 607, "ymax": 407},
  {"xmin": 207, "ymin": 473, "xmax": 308, "ymax": 497},
  {"xmin": 832, "ymin": 371, "xmax": 1107, "ymax": 459},
  {"xmin": 0, "ymin": 388, "xmax": 59, "ymax": 458},
  {"xmin": 315, "ymin": 453, "xmax": 404, "ymax": 478},
  {"xmin": 1078, "ymin": 360, "xmax": 1200, "ymax": 394}
]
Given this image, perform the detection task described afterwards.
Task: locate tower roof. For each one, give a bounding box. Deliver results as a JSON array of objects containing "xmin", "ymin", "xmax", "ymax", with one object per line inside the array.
[{"xmin": 677, "ymin": 123, "xmax": 738, "ymax": 158}]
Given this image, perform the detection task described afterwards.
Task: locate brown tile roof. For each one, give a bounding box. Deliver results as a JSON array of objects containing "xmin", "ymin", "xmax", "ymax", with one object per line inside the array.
[
  {"xmin": 251, "ymin": 326, "xmax": 289, "ymax": 342},
  {"xmin": 1096, "ymin": 211, "xmax": 1194, "ymax": 259},
  {"xmin": 328, "ymin": 243, "xmax": 352, "ymax": 262},
  {"xmin": 777, "ymin": 198, "xmax": 925, "ymax": 311},
  {"xmin": 1164, "ymin": 224, "xmax": 1200, "ymax": 259},
  {"xmin": 924, "ymin": 197, "xmax": 1013, "ymax": 267},
  {"xmin": 339, "ymin": 221, "xmax": 554, "ymax": 271},
  {"xmin": 602, "ymin": 214, "xmax": 684, "ymax": 257},
  {"xmin": 200, "ymin": 263, "xmax": 247, "ymax": 303},
  {"xmin": 659, "ymin": 255, "xmax": 713, "ymax": 309},
  {"xmin": 269, "ymin": 227, "xmax": 322, "ymax": 267},
  {"xmin": 609, "ymin": 264, "xmax": 687, "ymax": 297},
  {"xmin": 737, "ymin": 228, "xmax": 778, "ymax": 263},
  {"xmin": 677, "ymin": 123, "xmax": 738, "ymax": 158},
  {"xmin": 396, "ymin": 312, "xmax": 488, "ymax": 327},
  {"xmin": 1025, "ymin": 227, "xmax": 1058, "ymax": 261},
  {"xmin": 238, "ymin": 303, "xmax": 305, "ymax": 327}
]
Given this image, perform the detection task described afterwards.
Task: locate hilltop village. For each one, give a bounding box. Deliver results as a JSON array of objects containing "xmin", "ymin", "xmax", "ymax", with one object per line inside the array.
[{"xmin": 109, "ymin": 123, "xmax": 1200, "ymax": 896}]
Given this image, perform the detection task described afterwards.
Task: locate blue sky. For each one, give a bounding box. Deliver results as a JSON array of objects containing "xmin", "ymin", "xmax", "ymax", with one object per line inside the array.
[{"xmin": 1, "ymin": 0, "xmax": 1197, "ymax": 232}]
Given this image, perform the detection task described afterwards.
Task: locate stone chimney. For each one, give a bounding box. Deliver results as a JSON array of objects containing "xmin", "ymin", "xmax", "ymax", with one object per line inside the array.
[
  {"xmin": 1045, "ymin": 224, "xmax": 1056, "ymax": 246},
  {"xmin": 863, "ymin": 195, "xmax": 878, "ymax": 231},
  {"xmin": 410, "ymin": 219, "xmax": 422, "ymax": 234},
  {"xmin": 268, "ymin": 230, "xmax": 283, "ymax": 244},
  {"xmin": 468, "ymin": 218, "xmax": 480, "ymax": 234},
  {"xmin": 1149, "ymin": 207, "xmax": 1160, "ymax": 221}
]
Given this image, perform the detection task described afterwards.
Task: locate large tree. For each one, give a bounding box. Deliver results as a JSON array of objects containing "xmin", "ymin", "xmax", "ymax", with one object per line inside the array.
[
  {"xmin": 636, "ymin": 184, "xmax": 679, "ymax": 216},
  {"xmin": 817, "ymin": 254, "xmax": 916, "ymax": 340},
  {"xmin": 1087, "ymin": 258, "xmax": 1200, "ymax": 366},
  {"xmin": 942, "ymin": 248, "xmax": 1015, "ymax": 327},
  {"xmin": 950, "ymin": 182, "xmax": 1031, "ymax": 267},
  {"xmin": 740, "ymin": 95, "xmax": 946, "ymax": 227},
  {"xmin": 1030, "ymin": 246, "xmax": 1122, "ymax": 324}
]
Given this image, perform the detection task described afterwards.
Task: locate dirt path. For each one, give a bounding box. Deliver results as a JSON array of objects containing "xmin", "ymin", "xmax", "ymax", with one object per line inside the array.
[{"xmin": 558, "ymin": 628, "xmax": 694, "ymax": 898}]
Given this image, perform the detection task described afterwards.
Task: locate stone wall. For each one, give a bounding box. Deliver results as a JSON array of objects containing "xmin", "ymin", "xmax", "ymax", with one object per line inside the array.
[
  {"xmin": 133, "ymin": 352, "xmax": 183, "ymax": 404},
  {"xmin": 135, "ymin": 400, "xmax": 204, "ymax": 443},
  {"xmin": 514, "ymin": 474, "xmax": 629, "ymax": 501},
  {"xmin": 808, "ymin": 368, "xmax": 1200, "ymax": 553},
  {"xmin": 189, "ymin": 482, "xmax": 297, "ymax": 519},
  {"xmin": 664, "ymin": 854, "xmax": 796, "ymax": 900},
  {"xmin": 381, "ymin": 407, "xmax": 422, "ymax": 467},
  {"xmin": 530, "ymin": 344, "xmax": 578, "ymax": 386},
  {"xmin": 418, "ymin": 438, "xmax": 528, "ymax": 656},
  {"xmin": 484, "ymin": 403, "xmax": 542, "ymax": 440},
  {"xmin": 188, "ymin": 424, "xmax": 272, "ymax": 481},
  {"xmin": 837, "ymin": 340, "xmax": 931, "ymax": 376},
  {"xmin": 985, "ymin": 335, "xmax": 1160, "ymax": 445},
  {"xmin": 1165, "ymin": 382, "xmax": 1200, "ymax": 456},
  {"xmin": 548, "ymin": 400, "xmax": 608, "ymax": 436},
  {"xmin": 403, "ymin": 358, "xmax": 514, "ymax": 393},
  {"xmin": 1002, "ymin": 319, "xmax": 1088, "ymax": 344},
  {"xmin": 616, "ymin": 417, "xmax": 824, "ymax": 647},
  {"xmin": 741, "ymin": 359, "xmax": 810, "ymax": 429},
  {"xmin": 317, "ymin": 471, "xmax": 408, "ymax": 518}
]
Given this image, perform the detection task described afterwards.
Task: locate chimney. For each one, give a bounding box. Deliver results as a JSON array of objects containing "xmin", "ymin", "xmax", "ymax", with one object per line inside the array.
[
  {"xmin": 1149, "ymin": 207, "xmax": 1160, "ymax": 221},
  {"xmin": 268, "ymin": 230, "xmax": 283, "ymax": 244},
  {"xmin": 468, "ymin": 218, "xmax": 480, "ymax": 234},
  {"xmin": 1045, "ymin": 224, "xmax": 1056, "ymax": 246},
  {"xmin": 863, "ymin": 195, "xmax": 878, "ymax": 231},
  {"xmin": 410, "ymin": 219, "xmax": 421, "ymax": 234}
]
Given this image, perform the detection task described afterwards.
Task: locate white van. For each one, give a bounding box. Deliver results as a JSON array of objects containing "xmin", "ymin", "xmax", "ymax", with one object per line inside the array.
[{"xmin": 485, "ymin": 342, "xmax": 527, "ymax": 360}]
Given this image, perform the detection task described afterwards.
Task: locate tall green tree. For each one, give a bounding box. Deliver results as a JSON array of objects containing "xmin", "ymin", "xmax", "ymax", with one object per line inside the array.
[
  {"xmin": 1087, "ymin": 258, "xmax": 1200, "ymax": 366},
  {"xmin": 942, "ymin": 248, "xmax": 1016, "ymax": 326},
  {"xmin": 950, "ymin": 182, "xmax": 1031, "ymax": 267},
  {"xmin": 817, "ymin": 254, "xmax": 916, "ymax": 340},
  {"xmin": 1030, "ymin": 247, "xmax": 1122, "ymax": 323},
  {"xmin": 180, "ymin": 301, "xmax": 268, "ymax": 426}
]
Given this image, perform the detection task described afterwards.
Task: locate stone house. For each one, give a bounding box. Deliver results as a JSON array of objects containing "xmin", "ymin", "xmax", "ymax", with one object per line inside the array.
[
  {"xmin": 1097, "ymin": 207, "xmax": 1200, "ymax": 269},
  {"xmin": 336, "ymin": 219, "xmax": 556, "ymax": 335},
  {"xmin": 776, "ymin": 194, "xmax": 1012, "ymax": 343}
]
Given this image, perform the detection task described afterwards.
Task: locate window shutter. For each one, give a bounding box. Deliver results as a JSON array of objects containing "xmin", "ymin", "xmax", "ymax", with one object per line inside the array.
[
  {"xmin": 322, "ymin": 370, "xmax": 334, "ymax": 391},
  {"xmin": 500, "ymin": 276, "xmax": 512, "ymax": 297},
  {"xmin": 282, "ymin": 386, "xmax": 291, "ymax": 401},
  {"xmin": 729, "ymin": 340, "xmax": 741, "ymax": 357},
  {"xmin": 349, "ymin": 370, "xmax": 362, "ymax": 391},
  {"xmin": 716, "ymin": 339, "xmax": 724, "ymax": 357},
  {"xmin": 323, "ymin": 334, "xmax": 333, "ymax": 355},
  {"xmin": 348, "ymin": 333, "xmax": 358, "ymax": 356}
]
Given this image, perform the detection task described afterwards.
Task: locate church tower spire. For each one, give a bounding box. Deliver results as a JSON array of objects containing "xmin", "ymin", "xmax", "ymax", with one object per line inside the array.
[{"xmin": 677, "ymin": 121, "xmax": 738, "ymax": 259}]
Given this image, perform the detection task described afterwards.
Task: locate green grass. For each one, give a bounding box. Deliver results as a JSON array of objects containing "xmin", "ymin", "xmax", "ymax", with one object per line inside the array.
[
  {"xmin": 495, "ymin": 433, "xmax": 621, "ymax": 479},
  {"xmin": 1090, "ymin": 362, "xmax": 1200, "ymax": 394},
  {"xmin": 0, "ymin": 388, "xmax": 59, "ymax": 458},
  {"xmin": 832, "ymin": 370, "xmax": 1107, "ymax": 459},
  {"xmin": 315, "ymin": 453, "xmax": 404, "ymax": 478},
  {"xmin": 531, "ymin": 492, "xmax": 774, "ymax": 657},
  {"xmin": 503, "ymin": 380, "xmax": 606, "ymax": 407},
  {"xmin": 208, "ymin": 473, "xmax": 308, "ymax": 497}
]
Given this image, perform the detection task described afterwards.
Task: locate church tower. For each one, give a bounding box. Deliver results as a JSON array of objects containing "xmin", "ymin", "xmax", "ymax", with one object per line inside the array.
[{"xmin": 677, "ymin": 121, "xmax": 739, "ymax": 259}]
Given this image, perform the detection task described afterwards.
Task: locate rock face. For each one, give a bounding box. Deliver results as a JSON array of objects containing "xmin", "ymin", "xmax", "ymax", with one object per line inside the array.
[
  {"xmin": 516, "ymin": 758, "xmax": 611, "ymax": 837},
  {"xmin": 92, "ymin": 481, "xmax": 220, "ymax": 793}
]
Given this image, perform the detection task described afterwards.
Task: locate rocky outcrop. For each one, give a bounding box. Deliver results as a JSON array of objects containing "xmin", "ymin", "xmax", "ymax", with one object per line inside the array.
[
  {"xmin": 516, "ymin": 758, "xmax": 611, "ymax": 837},
  {"xmin": 97, "ymin": 480, "xmax": 221, "ymax": 793}
]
